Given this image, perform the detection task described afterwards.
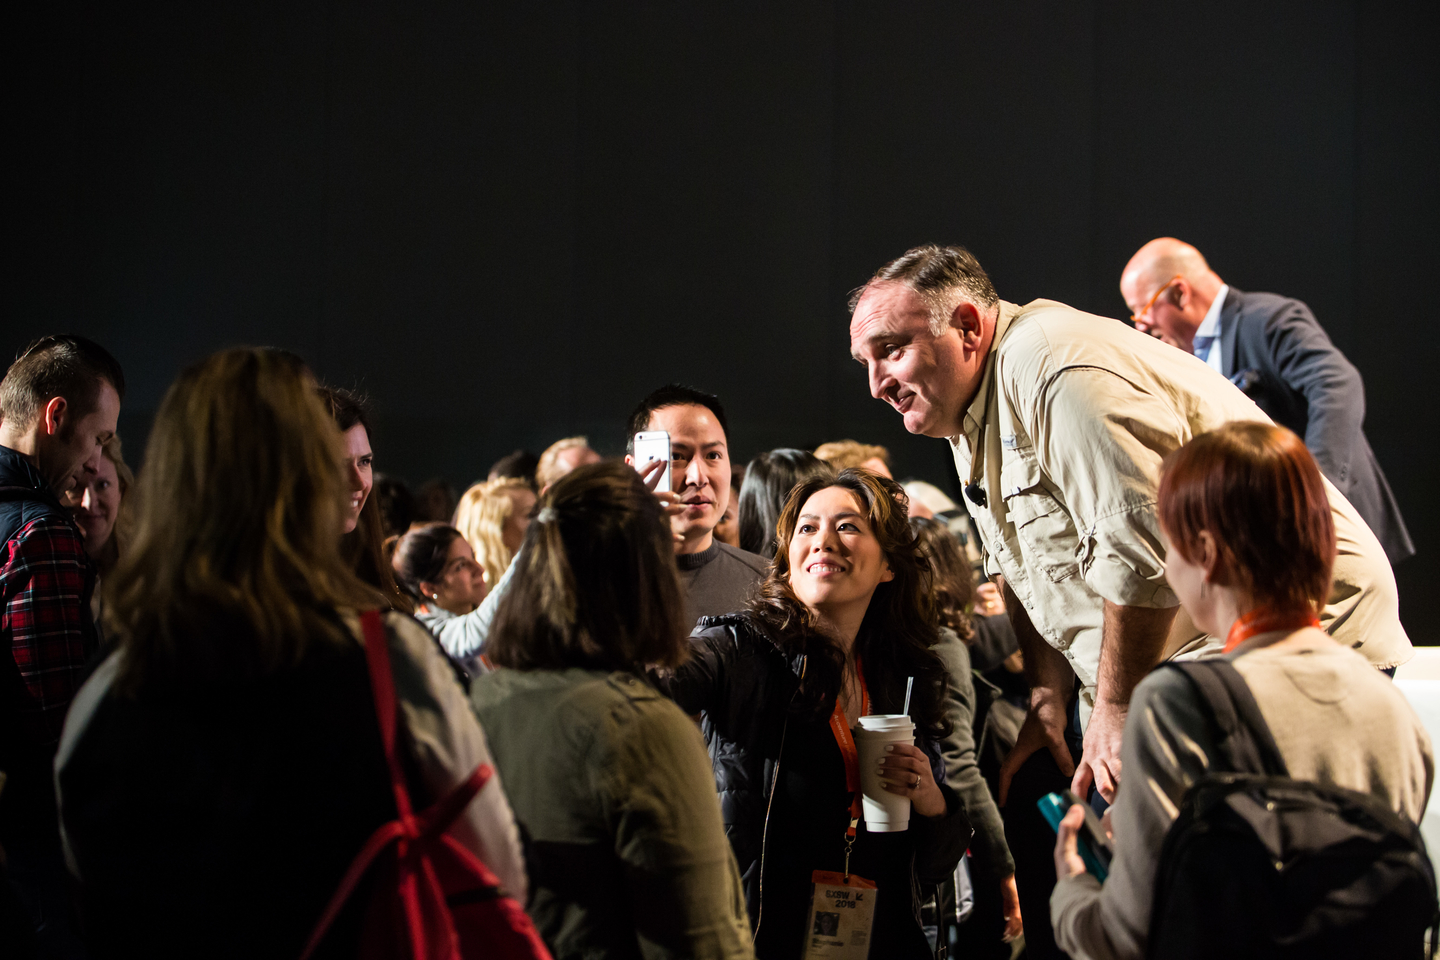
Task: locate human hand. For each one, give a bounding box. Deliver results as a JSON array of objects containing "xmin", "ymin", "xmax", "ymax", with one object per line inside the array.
[
  {"xmin": 997, "ymin": 692, "xmax": 1074, "ymax": 806},
  {"xmin": 975, "ymin": 581, "xmax": 1005, "ymax": 617},
  {"xmin": 1000, "ymin": 873, "xmax": 1023, "ymax": 942},
  {"xmin": 1071, "ymin": 699, "xmax": 1126, "ymax": 803},
  {"xmin": 1052, "ymin": 804, "xmax": 1089, "ymax": 880},
  {"xmin": 635, "ymin": 458, "xmax": 685, "ymax": 543},
  {"xmin": 878, "ymin": 743, "xmax": 946, "ymax": 818}
]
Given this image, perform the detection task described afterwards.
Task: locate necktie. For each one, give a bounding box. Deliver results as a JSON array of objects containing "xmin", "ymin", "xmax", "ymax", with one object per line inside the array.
[{"xmin": 1192, "ymin": 334, "xmax": 1216, "ymax": 360}]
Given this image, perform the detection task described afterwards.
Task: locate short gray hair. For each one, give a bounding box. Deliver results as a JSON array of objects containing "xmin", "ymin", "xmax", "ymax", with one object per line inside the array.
[{"xmin": 848, "ymin": 244, "xmax": 999, "ymax": 335}]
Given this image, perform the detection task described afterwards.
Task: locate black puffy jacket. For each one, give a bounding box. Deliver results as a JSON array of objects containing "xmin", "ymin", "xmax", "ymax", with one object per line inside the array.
[{"xmin": 659, "ymin": 613, "xmax": 972, "ymax": 930}]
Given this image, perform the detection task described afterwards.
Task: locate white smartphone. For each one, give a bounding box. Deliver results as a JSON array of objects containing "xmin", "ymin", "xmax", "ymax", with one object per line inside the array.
[{"xmin": 632, "ymin": 430, "xmax": 672, "ymax": 493}]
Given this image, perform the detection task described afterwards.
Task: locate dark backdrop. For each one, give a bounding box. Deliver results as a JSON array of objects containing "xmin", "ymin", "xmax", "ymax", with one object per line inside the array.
[{"xmin": 6, "ymin": 2, "xmax": 1437, "ymax": 640}]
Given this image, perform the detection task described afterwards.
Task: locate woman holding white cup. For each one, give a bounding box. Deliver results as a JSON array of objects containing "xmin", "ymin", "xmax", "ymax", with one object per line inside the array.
[{"xmin": 662, "ymin": 468, "xmax": 970, "ymax": 959}]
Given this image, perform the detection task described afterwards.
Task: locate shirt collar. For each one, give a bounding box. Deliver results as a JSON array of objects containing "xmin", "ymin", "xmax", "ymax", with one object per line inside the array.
[
  {"xmin": 1193, "ymin": 283, "xmax": 1229, "ymax": 338},
  {"xmin": 0, "ymin": 443, "xmax": 50, "ymax": 492},
  {"xmin": 957, "ymin": 300, "xmax": 1021, "ymax": 444},
  {"xmin": 676, "ymin": 539, "xmax": 720, "ymax": 571}
]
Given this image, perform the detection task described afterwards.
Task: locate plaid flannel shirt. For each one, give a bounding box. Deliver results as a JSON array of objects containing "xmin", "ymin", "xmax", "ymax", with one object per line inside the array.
[{"xmin": 2, "ymin": 515, "xmax": 96, "ymax": 750}]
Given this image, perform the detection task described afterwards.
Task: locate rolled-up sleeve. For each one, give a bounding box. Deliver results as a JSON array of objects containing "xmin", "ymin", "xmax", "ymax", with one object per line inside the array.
[{"xmin": 1031, "ymin": 368, "xmax": 1181, "ymax": 609}]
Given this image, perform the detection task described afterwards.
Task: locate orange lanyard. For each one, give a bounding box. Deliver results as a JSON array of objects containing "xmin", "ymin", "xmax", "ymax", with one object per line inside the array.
[
  {"xmin": 1223, "ymin": 607, "xmax": 1321, "ymax": 653},
  {"xmin": 827, "ymin": 658, "xmax": 870, "ymax": 841}
]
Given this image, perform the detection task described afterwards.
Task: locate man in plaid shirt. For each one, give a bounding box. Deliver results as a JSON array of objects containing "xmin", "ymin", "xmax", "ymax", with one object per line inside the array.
[{"xmin": 1, "ymin": 335, "xmax": 123, "ymax": 957}]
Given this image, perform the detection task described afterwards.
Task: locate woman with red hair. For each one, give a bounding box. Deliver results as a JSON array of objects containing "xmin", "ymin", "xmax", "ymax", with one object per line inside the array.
[{"xmin": 1048, "ymin": 422, "xmax": 1433, "ymax": 960}]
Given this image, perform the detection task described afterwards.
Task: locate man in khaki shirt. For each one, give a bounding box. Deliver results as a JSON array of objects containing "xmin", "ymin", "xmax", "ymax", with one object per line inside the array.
[{"xmin": 847, "ymin": 244, "xmax": 1410, "ymax": 959}]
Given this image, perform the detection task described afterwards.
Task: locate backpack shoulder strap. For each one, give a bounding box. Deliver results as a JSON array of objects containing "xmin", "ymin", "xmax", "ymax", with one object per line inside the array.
[
  {"xmin": 360, "ymin": 609, "xmax": 415, "ymax": 819},
  {"xmin": 1165, "ymin": 659, "xmax": 1289, "ymax": 777}
]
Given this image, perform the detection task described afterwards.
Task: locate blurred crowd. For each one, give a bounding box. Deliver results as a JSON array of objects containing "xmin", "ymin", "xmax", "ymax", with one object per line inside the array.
[{"xmin": 0, "ymin": 239, "xmax": 1430, "ymax": 960}]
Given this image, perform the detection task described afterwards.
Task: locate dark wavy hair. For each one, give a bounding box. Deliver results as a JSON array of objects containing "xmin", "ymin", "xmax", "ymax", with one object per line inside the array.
[
  {"xmin": 909, "ymin": 516, "xmax": 976, "ymax": 642},
  {"xmin": 487, "ymin": 461, "xmax": 688, "ymax": 673},
  {"xmin": 746, "ymin": 469, "xmax": 949, "ymax": 739}
]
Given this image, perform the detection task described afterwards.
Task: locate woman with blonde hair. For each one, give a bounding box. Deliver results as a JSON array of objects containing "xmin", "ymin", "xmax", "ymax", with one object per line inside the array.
[
  {"xmin": 54, "ymin": 348, "xmax": 525, "ymax": 958},
  {"xmin": 64, "ymin": 436, "xmax": 136, "ymax": 623},
  {"xmin": 453, "ymin": 476, "xmax": 536, "ymax": 587},
  {"xmin": 66, "ymin": 436, "xmax": 134, "ymax": 575}
]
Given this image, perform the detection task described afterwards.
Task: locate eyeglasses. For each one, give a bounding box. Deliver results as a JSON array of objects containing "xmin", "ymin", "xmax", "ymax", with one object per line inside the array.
[{"xmin": 1130, "ymin": 275, "xmax": 1183, "ymax": 324}]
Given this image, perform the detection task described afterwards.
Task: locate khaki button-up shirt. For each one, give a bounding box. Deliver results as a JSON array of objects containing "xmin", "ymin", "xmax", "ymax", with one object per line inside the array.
[{"xmin": 951, "ymin": 301, "xmax": 1410, "ymax": 723}]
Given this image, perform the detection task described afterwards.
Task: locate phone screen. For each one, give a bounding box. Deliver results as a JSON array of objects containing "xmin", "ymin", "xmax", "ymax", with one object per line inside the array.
[
  {"xmin": 1037, "ymin": 791, "xmax": 1113, "ymax": 881},
  {"xmin": 632, "ymin": 431, "xmax": 672, "ymax": 493}
]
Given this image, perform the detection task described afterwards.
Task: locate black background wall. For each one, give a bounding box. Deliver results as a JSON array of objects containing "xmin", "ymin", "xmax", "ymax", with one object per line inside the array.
[{"xmin": 5, "ymin": 2, "xmax": 1436, "ymax": 640}]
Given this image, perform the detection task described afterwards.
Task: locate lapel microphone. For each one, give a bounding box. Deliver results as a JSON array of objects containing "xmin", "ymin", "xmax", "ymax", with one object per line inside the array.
[{"xmin": 964, "ymin": 482, "xmax": 987, "ymax": 508}]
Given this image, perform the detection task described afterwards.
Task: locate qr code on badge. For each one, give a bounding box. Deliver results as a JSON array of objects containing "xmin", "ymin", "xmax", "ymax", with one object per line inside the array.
[{"xmin": 812, "ymin": 912, "xmax": 840, "ymax": 937}]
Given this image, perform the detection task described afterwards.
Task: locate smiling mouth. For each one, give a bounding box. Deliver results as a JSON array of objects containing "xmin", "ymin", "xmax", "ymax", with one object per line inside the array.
[
  {"xmin": 806, "ymin": 562, "xmax": 846, "ymax": 574},
  {"xmin": 893, "ymin": 393, "xmax": 915, "ymax": 414}
]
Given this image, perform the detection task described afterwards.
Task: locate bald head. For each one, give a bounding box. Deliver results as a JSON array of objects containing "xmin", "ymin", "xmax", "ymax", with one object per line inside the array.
[
  {"xmin": 1119, "ymin": 237, "xmax": 1226, "ymax": 352},
  {"xmin": 1122, "ymin": 238, "xmax": 1221, "ymax": 293}
]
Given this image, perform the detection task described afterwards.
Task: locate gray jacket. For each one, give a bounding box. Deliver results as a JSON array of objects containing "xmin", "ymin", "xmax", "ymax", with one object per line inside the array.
[
  {"xmin": 932, "ymin": 628, "xmax": 1013, "ymax": 880},
  {"xmin": 1050, "ymin": 633, "xmax": 1433, "ymax": 960}
]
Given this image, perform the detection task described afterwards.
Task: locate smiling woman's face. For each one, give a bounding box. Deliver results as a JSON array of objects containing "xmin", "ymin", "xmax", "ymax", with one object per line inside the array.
[
  {"xmin": 70, "ymin": 453, "xmax": 121, "ymax": 555},
  {"xmin": 341, "ymin": 424, "xmax": 373, "ymax": 535},
  {"xmin": 786, "ymin": 485, "xmax": 893, "ymax": 617}
]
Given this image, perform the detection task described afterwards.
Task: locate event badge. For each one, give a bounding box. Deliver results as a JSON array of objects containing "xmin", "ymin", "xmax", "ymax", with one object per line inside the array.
[{"xmin": 801, "ymin": 870, "xmax": 877, "ymax": 960}]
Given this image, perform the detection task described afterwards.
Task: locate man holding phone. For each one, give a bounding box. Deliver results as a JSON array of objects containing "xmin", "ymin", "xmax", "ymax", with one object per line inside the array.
[{"xmin": 624, "ymin": 384, "xmax": 765, "ymax": 629}]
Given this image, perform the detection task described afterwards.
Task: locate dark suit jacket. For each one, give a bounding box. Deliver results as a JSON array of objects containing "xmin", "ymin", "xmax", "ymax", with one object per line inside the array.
[{"xmin": 1218, "ymin": 287, "xmax": 1414, "ymax": 563}]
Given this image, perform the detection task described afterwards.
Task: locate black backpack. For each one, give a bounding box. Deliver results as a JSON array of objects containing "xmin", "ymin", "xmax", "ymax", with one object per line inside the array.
[{"xmin": 1147, "ymin": 659, "xmax": 1439, "ymax": 960}]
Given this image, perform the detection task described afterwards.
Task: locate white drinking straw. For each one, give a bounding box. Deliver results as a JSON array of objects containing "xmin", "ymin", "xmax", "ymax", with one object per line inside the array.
[{"xmin": 903, "ymin": 676, "xmax": 914, "ymax": 717}]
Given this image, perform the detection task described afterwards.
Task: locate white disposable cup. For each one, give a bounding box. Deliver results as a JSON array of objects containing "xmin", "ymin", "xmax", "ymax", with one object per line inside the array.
[{"xmin": 855, "ymin": 714, "xmax": 916, "ymax": 833}]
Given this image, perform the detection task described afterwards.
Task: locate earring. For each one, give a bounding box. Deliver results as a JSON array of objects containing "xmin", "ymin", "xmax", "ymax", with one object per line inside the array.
[{"xmin": 431, "ymin": 593, "xmax": 439, "ymax": 601}]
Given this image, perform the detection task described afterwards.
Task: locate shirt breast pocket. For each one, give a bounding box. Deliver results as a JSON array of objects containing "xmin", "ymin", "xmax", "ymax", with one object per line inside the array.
[{"xmin": 1000, "ymin": 454, "xmax": 1080, "ymax": 584}]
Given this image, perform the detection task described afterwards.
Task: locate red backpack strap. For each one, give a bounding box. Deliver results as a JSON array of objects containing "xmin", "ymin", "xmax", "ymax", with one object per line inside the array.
[
  {"xmin": 414, "ymin": 763, "xmax": 493, "ymax": 843},
  {"xmin": 361, "ymin": 608, "xmax": 415, "ymax": 820},
  {"xmin": 298, "ymin": 610, "xmax": 417, "ymax": 960},
  {"xmin": 300, "ymin": 612, "xmax": 503, "ymax": 960},
  {"xmin": 361, "ymin": 609, "xmax": 494, "ymax": 842}
]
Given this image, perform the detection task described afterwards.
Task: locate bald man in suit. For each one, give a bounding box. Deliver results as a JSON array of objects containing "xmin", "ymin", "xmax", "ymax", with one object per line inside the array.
[{"xmin": 1120, "ymin": 238, "xmax": 1414, "ymax": 565}]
